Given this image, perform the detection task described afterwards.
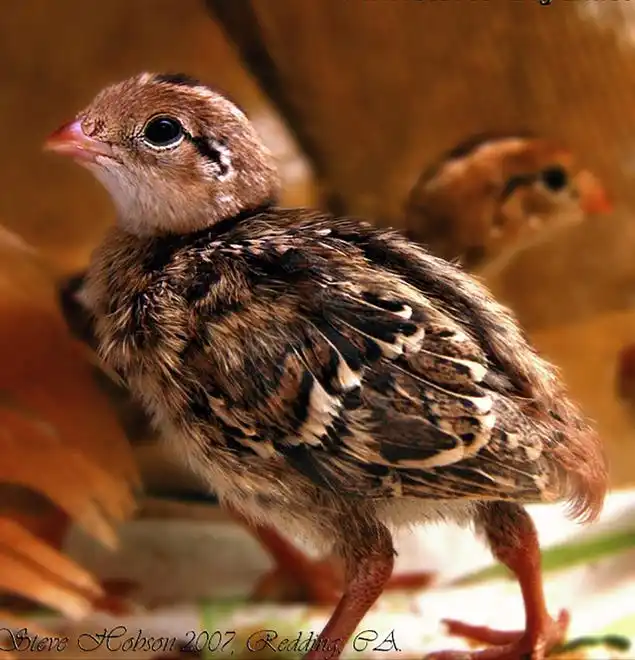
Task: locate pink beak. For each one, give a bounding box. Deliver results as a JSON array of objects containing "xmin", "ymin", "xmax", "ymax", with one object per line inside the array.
[
  {"xmin": 575, "ymin": 169, "xmax": 613, "ymax": 215},
  {"xmin": 43, "ymin": 120, "xmax": 113, "ymax": 162}
]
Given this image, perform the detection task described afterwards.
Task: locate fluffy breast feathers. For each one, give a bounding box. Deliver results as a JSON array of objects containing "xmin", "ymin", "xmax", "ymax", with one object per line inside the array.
[{"xmin": 81, "ymin": 210, "xmax": 607, "ymax": 522}]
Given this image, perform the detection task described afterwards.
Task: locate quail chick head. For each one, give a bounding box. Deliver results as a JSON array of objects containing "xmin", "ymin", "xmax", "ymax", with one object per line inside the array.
[
  {"xmin": 404, "ymin": 133, "xmax": 612, "ymax": 276},
  {"xmin": 45, "ymin": 73, "xmax": 608, "ymax": 660}
]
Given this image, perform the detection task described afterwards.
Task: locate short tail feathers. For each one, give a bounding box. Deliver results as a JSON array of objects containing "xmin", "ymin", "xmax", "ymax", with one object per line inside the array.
[
  {"xmin": 377, "ymin": 234, "xmax": 608, "ymax": 523},
  {"xmin": 548, "ymin": 397, "xmax": 608, "ymax": 524}
]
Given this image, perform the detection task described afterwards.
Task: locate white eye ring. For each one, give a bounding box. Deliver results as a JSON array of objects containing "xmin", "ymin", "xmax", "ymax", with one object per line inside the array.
[{"xmin": 141, "ymin": 115, "xmax": 185, "ymax": 150}]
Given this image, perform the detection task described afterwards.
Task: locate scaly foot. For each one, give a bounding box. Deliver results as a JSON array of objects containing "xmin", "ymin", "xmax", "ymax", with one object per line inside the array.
[{"xmin": 426, "ymin": 609, "xmax": 570, "ymax": 660}]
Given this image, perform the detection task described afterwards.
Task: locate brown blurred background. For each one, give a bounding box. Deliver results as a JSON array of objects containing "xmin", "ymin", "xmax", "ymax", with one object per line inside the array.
[{"xmin": 3, "ymin": 0, "xmax": 635, "ymax": 487}]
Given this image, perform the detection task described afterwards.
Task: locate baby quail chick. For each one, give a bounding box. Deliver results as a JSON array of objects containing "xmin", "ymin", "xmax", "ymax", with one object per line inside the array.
[
  {"xmin": 45, "ymin": 73, "xmax": 608, "ymax": 660},
  {"xmin": 404, "ymin": 133, "xmax": 612, "ymax": 277}
]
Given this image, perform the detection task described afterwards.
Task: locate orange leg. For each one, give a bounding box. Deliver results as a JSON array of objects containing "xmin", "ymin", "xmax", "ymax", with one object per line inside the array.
[
  {"xmin": 428, "ymin": 503, "xmax": 569, "ymax": 660},
  {"xmin": 304, "ymin": 522, "xmax": 395, "ymax": 660},
  {"xmin": 231, "ymin": 508, "xmax": 433, "ymax": 605},
  {"xmin": 248, "ymin": 520, "xmax": 343, "ymax": 605}
]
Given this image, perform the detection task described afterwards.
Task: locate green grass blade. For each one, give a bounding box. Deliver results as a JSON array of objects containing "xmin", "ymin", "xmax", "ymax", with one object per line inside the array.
[{"xmin": 453, "ymin": 526, "xmax": 635, "ymax": 586}]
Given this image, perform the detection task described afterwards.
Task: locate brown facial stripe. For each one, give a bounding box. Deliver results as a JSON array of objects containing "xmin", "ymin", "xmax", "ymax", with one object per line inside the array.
[
  {"xmin": 499, "ymin": 173, "xmax": 537, "ymax": 202},
  {"xmin": 181, "ymin": 128, "xmax": 230, "ymax": 177}
]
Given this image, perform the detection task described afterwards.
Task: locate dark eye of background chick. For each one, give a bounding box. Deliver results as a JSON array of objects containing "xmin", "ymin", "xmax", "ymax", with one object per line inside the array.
[
  {"xmin": 143, "ymin": 116, "xmax": 184, "ymax": 147},
  {"xmin": 540, "ymin": 166, "xmax": 568, "ymax": 192}
]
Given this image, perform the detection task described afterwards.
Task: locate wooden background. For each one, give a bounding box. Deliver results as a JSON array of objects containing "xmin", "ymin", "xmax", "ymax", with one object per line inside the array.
[{"xmin": 2, "ymin": 0, "xmax": 635, "ymax": 487}]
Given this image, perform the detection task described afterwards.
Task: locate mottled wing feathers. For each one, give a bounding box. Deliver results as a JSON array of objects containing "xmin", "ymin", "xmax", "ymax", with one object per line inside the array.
[
  {"xmin": 85, "ymin": 210, "xmax": 605, "ymax": 521},
  {"xmin": 175, "ymin": 217, "xmax": 567, "ymax": 505},
  {"xmin": 286, "ymin": 286, "xmax": 541, "ymax": 502}
]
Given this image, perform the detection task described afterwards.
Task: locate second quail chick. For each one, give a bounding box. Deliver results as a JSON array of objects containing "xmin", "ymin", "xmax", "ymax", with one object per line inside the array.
[
  {"xmin": 45, "ymin": 73, "xmax": 607, "ymax": 660},
  {"xmin": 404, "ymin": 134, "xmax": 612, "ymax": 277}
]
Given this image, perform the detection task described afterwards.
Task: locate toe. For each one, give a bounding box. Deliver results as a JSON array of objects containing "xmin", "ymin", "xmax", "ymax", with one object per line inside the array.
[{"xmin": 442, "ymin": 619, "xmax": 521, "ymax": 646}]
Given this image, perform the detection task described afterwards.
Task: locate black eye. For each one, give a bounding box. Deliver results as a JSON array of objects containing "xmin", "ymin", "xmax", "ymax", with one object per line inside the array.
[
  {"xmin": 540, "ymin": 166, "xmax": 568, "ymax": 192},
  {"xmin": 142, "ymin": 116, "xmax": 184, "ymax": 147}
]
